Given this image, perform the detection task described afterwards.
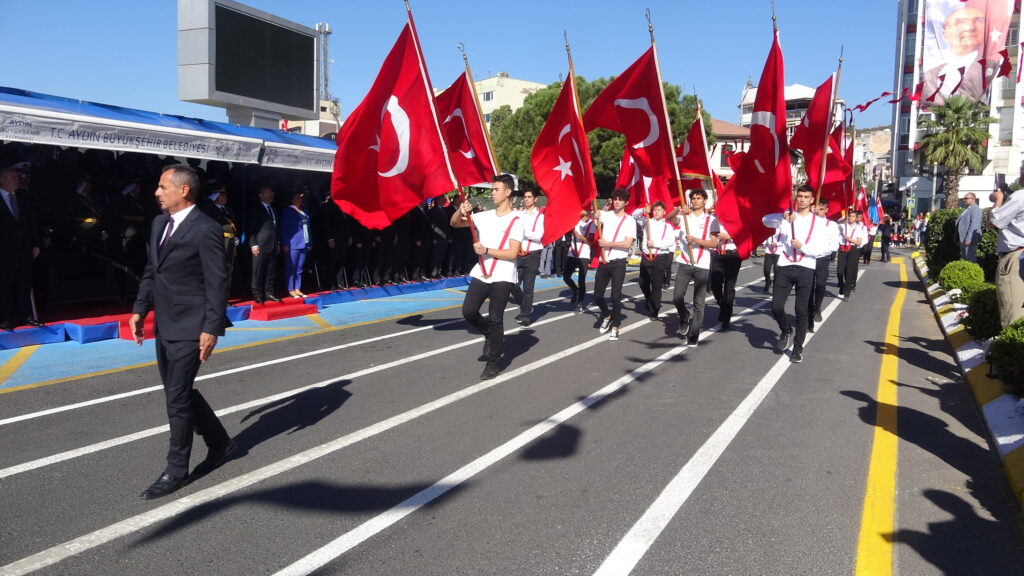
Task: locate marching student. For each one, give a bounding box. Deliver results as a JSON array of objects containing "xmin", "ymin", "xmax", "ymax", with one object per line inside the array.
[
  {"xmin": 762, "ymin": 227, "xmax": 783, "ymax": 293},
  {"xmin": 808, "ymin": 199, "xmax": 840, "ymax": 333},
  {"xmin": 672, "ymin": 189, "xmax": 719, "ymax": 347},
  {"xmin": 710, "ymin": 221, "xmax": 743, "ymax": 331},
  {"xmin": 762, "ymin": 184, "xmax": 833, "ymax": 363},
  {"xmin": 564, "ymin": 210, "xmax": 596, "ymax": 314},
  {"xmin": 593, "ymin": 189, "xmax": 635, "ymax": 341},
  {"xmin": 450, "ymin": 174, "xmax": 524, "ymax": 380},
  {"xmin": 510, "ymin": 186, "xmax": 545, "ymax": 327},
  {"xmin": 638, "ymin": 202, "xmax": 677, "ymax": 321},
  {"xmin": 836, "ymin": 209, "xmax": 868, "ymax": 300}
]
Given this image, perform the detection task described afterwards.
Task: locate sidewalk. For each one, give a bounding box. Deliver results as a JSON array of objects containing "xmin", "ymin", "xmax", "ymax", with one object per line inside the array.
[{"xmin": 913, "ymin": 252, "xmax": 1024, "ymax": 514}]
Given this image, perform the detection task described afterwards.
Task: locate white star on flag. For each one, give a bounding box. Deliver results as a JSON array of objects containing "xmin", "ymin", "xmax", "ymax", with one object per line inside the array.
[{"xmin": 555, "ymin": 156, "xmax": 574, "ymax": 180}]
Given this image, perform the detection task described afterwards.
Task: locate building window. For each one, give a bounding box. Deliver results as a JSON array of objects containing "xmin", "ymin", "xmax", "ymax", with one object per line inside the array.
[
  {"xmin": 482, "ymin": 91, "xmax": 494, "ymax": 102},
  {"xmin": 484, "ymin": 113, "xmax": 491, "ymax": 123},
  {"xmin": 999, "ymin": 107, "xmax": 1014, "ymax": 143},
  {"xmin": 720, "ymin": 143, "xmax": 734, "ymax": 168}
]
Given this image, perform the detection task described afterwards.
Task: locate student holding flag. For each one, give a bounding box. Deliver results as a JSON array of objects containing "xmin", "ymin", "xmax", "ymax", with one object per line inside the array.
[
  {"xmin": 451, "ymin": 174, "xmax": 524, "ymax": 380},
  {"xmin": 593, "ymin": 189, "xmax": 636, "ymax": 341},
  {"xmin": 638, "ymin": 201, "xmax": 677, "ymax": 321},
  {"xmin": 673, "ymin": 189, "xmax": 719, "ymax": 347}
]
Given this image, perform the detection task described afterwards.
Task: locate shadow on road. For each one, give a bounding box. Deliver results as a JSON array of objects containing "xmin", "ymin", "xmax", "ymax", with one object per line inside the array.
[
  {"xmin": 231, "ymin": 379, "xmax": 352, "ymax": 455},
  {"xmin": 521, "ymin": 423, "xmax": 581, "ymax": 461}
]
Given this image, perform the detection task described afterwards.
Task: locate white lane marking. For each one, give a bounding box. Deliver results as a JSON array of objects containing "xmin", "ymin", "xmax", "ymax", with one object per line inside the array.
[
  {"xmin": 0, "ymin": 292, "xmax": 573, "ymax": 427},
  {"xmin": 0, "ymin": 296, "xmax": 677, "ymax": 576},
  {"xmin": 592, "ymin": 272, "xmax": 859, "ymax": 576},
  {"xmin": 272, "ymin": 300, "xmax": 772, "ymax": 576}
]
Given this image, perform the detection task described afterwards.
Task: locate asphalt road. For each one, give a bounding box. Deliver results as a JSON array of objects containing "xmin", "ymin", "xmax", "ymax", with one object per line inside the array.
[{"xmin": 2, "ymin": 249, "xmax": 1023, "ymax": 575}]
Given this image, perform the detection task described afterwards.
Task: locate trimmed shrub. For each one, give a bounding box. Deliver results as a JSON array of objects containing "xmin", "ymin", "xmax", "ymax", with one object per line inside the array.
[
  {"xmin": 937, "ymin": 259, "xmax": 984, "ymax": 291},
  {"xmin": 925, "ymin": 208, "xmax": 963, "ymax": 277},
  {"xmin": 990, "ymin": 317, "xmax": 1024, "ymax": 397},
  {"xmin": 951, "ymin": 279, "xmax": 990, "ymax": 304},
  {"xmin": 977, "ymin": 208, "xmax": 999, "ymax": 282},
  {"xmin": 962, "ymin": 285, "xmax": 1001, "ymax": 340}
]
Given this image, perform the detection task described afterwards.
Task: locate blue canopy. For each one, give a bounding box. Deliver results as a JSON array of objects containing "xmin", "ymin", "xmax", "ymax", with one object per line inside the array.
[{"xmin": 0, "ymin": 87, "xmax": 336, "ymax": 172}]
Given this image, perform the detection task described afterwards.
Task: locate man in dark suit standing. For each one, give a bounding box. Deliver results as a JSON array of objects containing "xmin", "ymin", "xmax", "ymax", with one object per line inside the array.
[
  {"xmin": 247, "ymin": 185, "xmax": 280, "ymax": 303},
  {"xmin": 129, "ymin": 164, "xmax": 235, "ymax": 500},
  {"xmin": 0, "ymin": 165, "xmax": 42, "ymax": 330}
]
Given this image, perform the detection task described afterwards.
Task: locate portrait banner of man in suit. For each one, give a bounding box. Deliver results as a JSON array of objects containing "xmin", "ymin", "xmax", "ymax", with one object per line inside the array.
[{"xmin": 921, "ymin": 0, "xmax": 1013, "ymax": 108}]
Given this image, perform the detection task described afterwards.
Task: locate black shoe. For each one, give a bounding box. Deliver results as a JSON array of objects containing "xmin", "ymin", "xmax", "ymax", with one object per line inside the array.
[
  {"xmin": 764, "ymin": 283, "xmax": 772, "ymax": 293},
  {"xmin": 0, "ymin": 321, "xmax": 13, "ymax": 331},
  {"xmin": 480, "ymin": 362, "xmax": 500, "ymax": 380},
  {"xmin": 25, "ymin": 318, "xmax": 44, "ymax": 327},
  {"xmin": 479, "ymin": 336, "xmax": 491, "ymax": 362},
  {"xmin": 140, "ymin": 472, "xmax": 185, "ymax": 500},
  {"xmin": 678, "ymin": 317, "xmax": 691, "ymax": 339},
  {"xmin": 807, "ymin": 321, "xmax": 815, "ymax": 333},
  {"xmin": 574, "ymin": 304, "xmax": 584, "ymax": 314},
  {"xmin": 192, "ymin": 439, "xmax": 237, "ymax": 478},
  {"xmin": 720, "ymin": 320, "xmax": 730, "ymax": 331},
  {"xmin": 265, "ymin": 294, "xmax": 282, "ymax": 303},
  {"xmin": 520, "ymin": 319, "xmax": 532, "ymax": 328},
  {"xmin": 686, "ymin": 335, "xmax": 698, "ymax": 348},
  {"xmin": 814, "ymin": 311, "xmax": 823, "ymax": 322},
  {"xmin": 777, "ymin": 330, "xmax": 793, "ymax": 352},
  {"xmin": 791, "ymin": 351, "xmax": 803, "ymax": 363},
  {"xmin": 254, "ymin": 298, "xmax": 265, "ymax": 305}
]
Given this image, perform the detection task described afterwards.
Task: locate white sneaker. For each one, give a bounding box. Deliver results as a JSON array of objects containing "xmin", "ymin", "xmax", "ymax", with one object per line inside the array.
[
  {"xmin": 599, "ymin": 317, "xmax": 612, "ymax": 333},
  {"xmin": 608, "ymin": 328, "xmax": 619, "ymax": 341}
]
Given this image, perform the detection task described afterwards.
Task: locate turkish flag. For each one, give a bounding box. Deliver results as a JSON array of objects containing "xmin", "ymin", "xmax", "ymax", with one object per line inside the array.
[
  {"xmin": 714, "ymin": 29, "xmax": 791, "ymax": 259},
  {"xmin": 675, "ymin": 112, "xmax": 713, "ymax": 191},
  {"xmin": 997, "ymin": 49, "xmax": 1013, "ymax": 78},
  {"xmin": 531, "ymin": 75, "xmax": 597, "ymax": 246},
  {"xmin": 331, "ymin": 24, "xmax": 456, "ymax": 230},
  {"xmin": 790, "ymin": 75, "xmax": 841, "ymax": 192},
  {"xmin": 820, "ymin": 133, "xmax": 855, "ymax": 219},
  {"xmin": 435, "ymin": 71, "xmax": 496, "ymax": 188},
  {"xmin": 616, "ymin": 149, "xmax": 674, "ymax": 213},
  {"xmin": 584, "ymin": 48, "xmax": 675, "ymax": 181}
]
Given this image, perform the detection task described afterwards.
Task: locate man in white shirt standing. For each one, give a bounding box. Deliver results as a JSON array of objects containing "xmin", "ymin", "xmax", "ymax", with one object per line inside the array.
[
  {"xmin": 564, "ymin": 211, "xmax": 596, "ymax": 314},
  {"xmin": 808, "ymin": 199, "xmax": 840, "ymax": 333},
  {"xmin": 451, "ymin": 174, "xmax": 525, "ymax": 380},
  {"xmin": 510, "ymin": 186, "xmax": 545, "ymax": 327},
  {"xmin": 594, "ymin": 189, "xmax": 636, "ymax": 341},
  {"xmin": 762, "ymin": 184, "xmax": 833, "ymax": 363},
  {"xmin": 672, "ymin": 189, "xmax": 719, "ymax": 347}
]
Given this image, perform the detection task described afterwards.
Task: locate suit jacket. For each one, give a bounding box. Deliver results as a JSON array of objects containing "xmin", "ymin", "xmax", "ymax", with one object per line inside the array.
[
  {"xmin": 279, "ymin": 205, "xmax": 311, "ymax": 251},
  {"xmin": 957, "ymin": 203, "xmax": 982, "ymax": 243},
  {"xmin": 247, "ymin": 202, "xmax": 279, "ymax": 251},
  {"xmin": 133, "ymin": 208, "xmax": 228, "ymax": 341},
  {"xmin": 0, "ymin": 188, "xmax": 40, "ymax": 257}
]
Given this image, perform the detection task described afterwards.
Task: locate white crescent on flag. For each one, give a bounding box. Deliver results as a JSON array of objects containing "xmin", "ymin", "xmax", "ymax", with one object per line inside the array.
[
  {"xmin": 613, "ymin": 97, "xmax": 659, "ymax": 149},
  {"xmin": 443, "ymin": 107, "xmax": 476, "ymax": 159},
  {"xmin": 555, "ymin": 123, "xmax": 586, "ymax": 180},
  {"xmin": 369, "ymin": 95, "xmax": 411, "ymax": 178},
  {"xmin": 750, "ymin": 110, "xmax": 779, "ymax": 174}
]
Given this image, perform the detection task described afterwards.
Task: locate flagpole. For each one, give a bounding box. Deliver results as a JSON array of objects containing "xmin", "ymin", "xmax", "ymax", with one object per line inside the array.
[
  {"xmin": 647, "ymin": 9, "xmax": 694, "ymax": 263},
  {"xmin": 815, "ymin": 48, "xmax": 843, "ymax": 206},
  {"xmin": 459, "ymin": 43, "xmax": 501, "ymax": 175},
  {"xmin": 695, "ymin": 98, "xmax": 717, "ymax": 207},
  {"xmin": 564, "ymin": 31, "xmax": 605, "ymax": 264},
  {"xmin": 847, "ymin": 121, "xmax": 857, "ymax": 213}
]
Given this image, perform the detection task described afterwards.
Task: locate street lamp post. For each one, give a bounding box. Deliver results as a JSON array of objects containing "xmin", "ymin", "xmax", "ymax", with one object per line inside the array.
[{"xmin": 931, "ymin": 162, "xmax": 938, "ymax": 210}]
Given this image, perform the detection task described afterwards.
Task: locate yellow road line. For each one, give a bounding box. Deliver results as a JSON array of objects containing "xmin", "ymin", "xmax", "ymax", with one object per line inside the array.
[
  {"xmin": 854, "ymin": 258, "xmax": 907, "ymax": 575},
  {"xmin": 0, "ymin": 345, "xmax": 41, "ymax": 386},
  {"xmin": 306, "ymin": 314, "xmax": 333, "ymax": 329}
]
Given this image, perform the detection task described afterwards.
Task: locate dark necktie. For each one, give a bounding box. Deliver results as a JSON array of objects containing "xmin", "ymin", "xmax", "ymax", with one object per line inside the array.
[
  {"xmin": 6, "ymin": 192, "xmax": 17, "ymax": 221},
  {"xmin": 266, "ymin": 204, "xmax": 275, "ymax": 224},
  {"xmin": 158, "ymin": 218, "xmax": 174, "ymax": 255}
]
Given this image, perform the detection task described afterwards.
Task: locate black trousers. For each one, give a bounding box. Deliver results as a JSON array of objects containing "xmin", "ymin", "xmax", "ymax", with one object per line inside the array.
[
  {"xmin": 772, "ymin": 265, "xmax": 815, "ymax": 353},
  {"xmin": 862, "ymin": 236, "xmax": 875, "ymax": 263},
  {"xmin": 809, "ymin": 255, "xmax": 830, "ymax": 320},
  {"xmin": 837, "ymin": 248, "xmax": 860, "ymax": 296},
  {"xmin": 880, "ymin": 239, "xmax": 891, "ymax": 262},
  {"xmin": 563, "ymin": 256, "xmax": 590, "ymax": 303},
  {"xmin": 511, "ymin": 251, "xmax": 541, "ymax": 321},
  {"xmin": 763, "ymin": 253, "xmax": 779, "ymax": 287},
  {"xmin": 0, "ymin": 249, "xmax": 33, "ymax": 325},
  {"xmin": 710, "ymin": 251, "xmax": 742, "ymax": 323},
  {"xmin": 462, "ymin": 278, "xmax": 513, "ymax": 364},
  {"xmin": 251, "ymin": 247, "xmax": 278, "ymax": 298},
  {"xmin": 639, "ymin": 253, "xmax": 673, "ymax": 315},
  {"xmin": 156, "ymin": 337, "xmax": 230, "ymax": 477},
  {"xmin": 593, "ymin": 258, "xmax": 627, "ymax": 327},
  {"xmin": 673, "ymin": 263, "xmax": 710, "ymax": 338}
]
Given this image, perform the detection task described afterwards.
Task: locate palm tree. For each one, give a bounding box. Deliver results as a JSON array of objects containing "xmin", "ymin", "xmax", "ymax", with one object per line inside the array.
[{"xmin": 918, "ymin": 95, "xmax": 994, "ymax": 209}]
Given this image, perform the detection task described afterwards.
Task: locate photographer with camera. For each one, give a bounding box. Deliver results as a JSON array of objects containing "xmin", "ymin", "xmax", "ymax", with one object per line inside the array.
[{"xmin": 990, "ymin": 181, "xmax": 1024, "ymax": 328}]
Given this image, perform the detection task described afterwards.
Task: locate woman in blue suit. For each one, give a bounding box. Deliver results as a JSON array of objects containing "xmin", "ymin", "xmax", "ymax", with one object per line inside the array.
[{"xmin": 280, "ymin": 190, "xmax": 312, "ymax": 297}]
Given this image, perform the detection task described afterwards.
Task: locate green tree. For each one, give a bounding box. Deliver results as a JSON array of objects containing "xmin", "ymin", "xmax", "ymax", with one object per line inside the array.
[
  {"xmin": 490, "ymin": 76, "xmax": 710, "ymax": 195},
  {"xmin": 918, "ymin": 95, "xmax": 994, "ymax": 209}
]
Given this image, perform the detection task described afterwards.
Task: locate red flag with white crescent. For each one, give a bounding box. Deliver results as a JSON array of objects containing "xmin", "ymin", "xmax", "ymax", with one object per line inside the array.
[
  {"xmin": 714, "ymin": 29, "xmax": 791, "ymax": 259},
  {"xmin": 434, "ymin": 71, "xmax": 497, "ymax": 188},
  {"xmin": 616, "ymin": 148, "xmax": 674, "ymax": 213},
  {"xmin": 331, "ymin": 24, "xmax": 456, "ymax": 230},
  {"xmin": 531, "ymin": 75, "xmax": 597, "ymax": 246},
  {"xmin": 583, "ymin": 48, "xmax": 675, "ymax": 181},
  {"xmin": 675, "ymin": 111, "xmax": 713, "ymax": 190}
]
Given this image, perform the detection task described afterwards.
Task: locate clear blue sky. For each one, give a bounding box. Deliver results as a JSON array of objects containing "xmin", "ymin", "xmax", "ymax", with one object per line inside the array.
[{"xmin": 4, "ymin": 0, "xmax": 898, "ymax": 130}]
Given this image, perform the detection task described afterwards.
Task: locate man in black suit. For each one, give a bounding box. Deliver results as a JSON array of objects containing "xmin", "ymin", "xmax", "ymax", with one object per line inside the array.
[
  {"xmin": 129, "ymin": 164, "xmax": 235, "ymax": 500},
  {"xmin": 0, "ymin": 165, "xmax": 41, "ymax": 330},
  {"xmin": 247, "ymin": 185, "xmax": 280, "ymax": 303}
]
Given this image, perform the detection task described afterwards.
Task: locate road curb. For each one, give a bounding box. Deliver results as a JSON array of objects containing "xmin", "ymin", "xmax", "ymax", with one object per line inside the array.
[{"xmin": 912, "ymin": 253, "xmax": 1024, "ymax": 515}]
